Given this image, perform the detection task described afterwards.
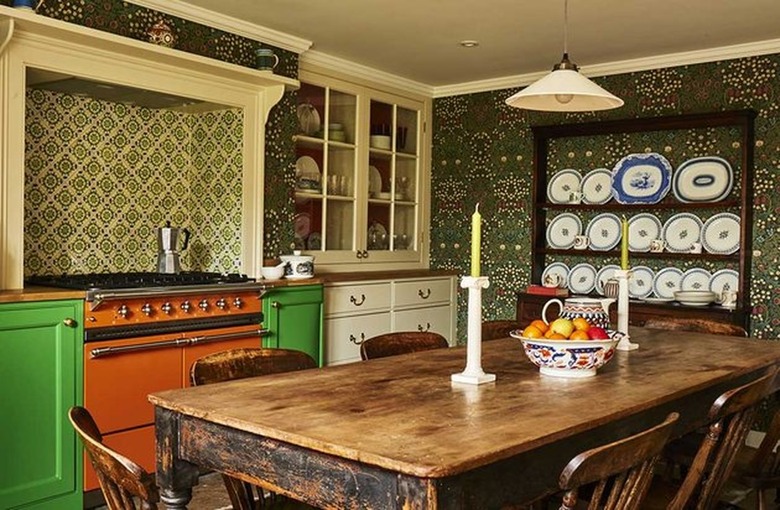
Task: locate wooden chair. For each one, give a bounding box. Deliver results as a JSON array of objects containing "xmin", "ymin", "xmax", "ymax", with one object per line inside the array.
[
  {"xmin": 481, "ymin": 319, "xmax": 520, "ymax": 341},
  {"xmin": 68, "ymin": 406, "xmax": 159, "ymax": 510},
  {"xmin": 557, "ymin": 412, "xmax": 679, "ymax": 510},
  {"xmin": 190, "ymin": 348, "xmax": 318, "ymax": 510},
  {"xmin": 646, "ymin": 368, "xmax": 778, "ymax": 509},
  {"xmin": 359, "ymin": 331, "xmax": 449, "ymax": 360},
  {"xmin": 642, "ymin": 317, "xmax": 748, "ymax": 337}
]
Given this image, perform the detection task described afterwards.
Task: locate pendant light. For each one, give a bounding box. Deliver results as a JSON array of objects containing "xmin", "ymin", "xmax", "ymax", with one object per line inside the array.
[{"xmin": 505, "ymin": 0, "xmax": 623, "ymax": 112}]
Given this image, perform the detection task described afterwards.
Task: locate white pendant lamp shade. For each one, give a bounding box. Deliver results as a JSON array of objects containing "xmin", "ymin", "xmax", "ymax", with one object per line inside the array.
[{"xmin": 504, "ymin": 63, "xmax": 624, "ymax": 112}]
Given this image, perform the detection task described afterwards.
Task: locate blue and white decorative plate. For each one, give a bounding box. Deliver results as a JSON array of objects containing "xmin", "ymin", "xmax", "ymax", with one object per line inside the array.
[
  {"xmin": 680, "ymin": 268, "xmax": 712, "ymax": 291},
  {"xmin": 567, "ymin": 263, "xmax": 598, "ymax": 295},
  {"xmin": 580, "ymin": 168, "xmax": 612, "ymax": 205},
  {"xmin": 653, "ymin": 267, "xmax": 683, "ymax": 300},
  {"xmin": 661, "ymin": 213, "xmax": 703, "ymax": 253},
  {"xmin": 585, "ymin": 213, "xmax": 622, "ymax": 251},
  {"xmin": 708, "ymin": 269, "xmax": 739, "ymax": 297},
  {"xmin": 628, "ymin": 266, "xmax": 655, "ymax": 299},
  {"xmin": 611, "ymin": 153, "xmax": 673, "ymax": 204},
  {"xmin": 701, "ymin": 213, "xmax": 740, "ymax": 255},
  {"xmin": 547, "ymin": 169, "xmax": 582, "ymax": 204},
  {"xmin": 546, "ymin": 213, "xmax": 582, "ymax": 249},
  {"xmin": 541, "ymin": 262, "xmax": 570, "ymax": 288},
  {"xmin": 595, "ymin": 264, "xmax": 621, "ymax": 296},
  {"xmin": 672, "ymin": 156, "xmax": 733, "ymax": 203},
  {"xmin": 628, "ymin": 213, "xmax": 662, "ymax": 252}
]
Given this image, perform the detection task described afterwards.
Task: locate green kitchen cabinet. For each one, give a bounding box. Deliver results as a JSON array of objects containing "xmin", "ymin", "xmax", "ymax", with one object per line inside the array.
[
  {"xmin": 262, "ymin": 285, "xmax": 324, "ymax": 366},
  {"xmin": 0, "ymin": 300, "xmax": 83, "ymax": 510}
]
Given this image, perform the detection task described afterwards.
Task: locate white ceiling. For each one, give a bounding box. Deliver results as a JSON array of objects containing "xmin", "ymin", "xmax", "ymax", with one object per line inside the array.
[{"xmin": 163, "ymin": 0, "xmax": 780, "ymax": 88}]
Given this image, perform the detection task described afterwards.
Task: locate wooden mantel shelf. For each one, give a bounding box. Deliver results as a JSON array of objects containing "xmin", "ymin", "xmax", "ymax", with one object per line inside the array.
[{"xmin": 0, "ymin": 5, "xmax": 299, "ymax": 91}]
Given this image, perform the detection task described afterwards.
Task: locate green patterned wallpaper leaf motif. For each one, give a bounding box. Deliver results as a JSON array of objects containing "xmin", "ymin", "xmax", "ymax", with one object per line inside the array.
[
  {"xmin": 24, "ymin": 88, "xmax": 243, "ymax": 275},
  {"xmin": 432, "ymin": 55, "xmax": 780, "ymax": 341}
]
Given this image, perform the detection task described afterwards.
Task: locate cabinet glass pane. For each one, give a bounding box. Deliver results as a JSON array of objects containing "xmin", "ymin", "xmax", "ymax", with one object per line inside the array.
[
  {"xmin": 367, "ymin": 203, "xmax": 391, "ymax": 251},
  {"xmin": 395, "ymin": 156, "xmax": 417, "ymax": 203},
  {"xmin": 369, "ymin": 100, "xmax": 393, "ymax": 150},
  {"xmin": 393, "ymin": 203, "xmax": 416, "ymax": 251},
  {"xmin": 325, "ymin": 146, "xmax": 355, "ymax": 198},
  {"xmin": 297, "ymin": 83, "xmax": 325, "ymax": 139},
  {"xmin": 396, "ymin": 106, "xmax": 418, "ymax": 155},
  {"xmin": 327, "ymin": 89, "xmax": 357, "ymax": 145},
  {"xmin": 326, "ymin": 201, "xmax": 354, "ymax": 251},
  {"xmin": 294, "ymin": 196, "xmax": 322, "ymax": 251},
  {"xmin": 294, "ymin": 144, "xmax": 323, "ymax": 194}
]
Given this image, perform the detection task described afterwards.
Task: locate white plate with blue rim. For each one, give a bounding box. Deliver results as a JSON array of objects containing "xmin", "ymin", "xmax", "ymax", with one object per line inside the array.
[
  {"xmin": 611, "ymin": 152, "xmax": 673, "ymax": 204},
  {"xmin": 628, "ymin": 266, "xmax": 655, "ymax": 299},
  {"xmin": 547, "ymin": 169, "xmax": 581, "ymax": 204},
  {"xmin": 628, "ymin": 213, "xmax": 662, "ymax": 252},
  {"xmin": 546, "ymin": 213, "xmax": 582, "ymax": 249},
  {"xmin": 652, "ymin": 267, "xmax": 683, "ymax": 300},
  {"xmin": 585, "ymin": 213, "xmax": 622, "ymax": 251},
  {"xmin": 567, "ymin": 263, "xmax": 598, "ymax": 294},
  {"xmin": 580, "ymin": 168, "xmax": 612, "ymax": 205},
  {"xmin": 672, "ymin": 156, "xmax": 734, "ymax": 203},
  {"xmin": 662, "ymin": 213, "xmax": 704, "ymax": 253},
  {"xmin": 541, "ymin": 262, "xmax": 570, "ymax": 288},
  {"xmin": 595, "ymin": 264, "xmax": 621, "ymax": 295},
  {"xmin": 709, "ymin": 269, "xmax": 739, "ymax": 296},
  {"xmin": 680, "ymin": 267, "xmax": 712, "ymax": 292},
  {"xmin": 701, "ymin": 213, "xmax": 740, "ymax": 255}
]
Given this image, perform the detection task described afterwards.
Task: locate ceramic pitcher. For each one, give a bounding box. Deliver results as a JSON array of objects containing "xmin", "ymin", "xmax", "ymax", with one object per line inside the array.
[{"xmin": 542, "ymin": 297, "xmax": 614, "ymax": 330}]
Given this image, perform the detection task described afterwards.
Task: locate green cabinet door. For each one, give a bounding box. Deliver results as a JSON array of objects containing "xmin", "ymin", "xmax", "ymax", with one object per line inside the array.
[
  {"xmin": 262, "ymin": 285, "xmax": 323, "ymax": 366},
  {"xmin": 0, "ymin": 300, "xmax": 83, "ymax": 510}
]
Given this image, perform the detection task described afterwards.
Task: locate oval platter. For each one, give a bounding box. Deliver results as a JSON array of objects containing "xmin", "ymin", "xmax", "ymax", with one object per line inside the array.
[
  {"xmin": 611, "ymin": 152, "xmax": 673, "ymax": 204},
  {"xmin": 672, "ymin": 156, "xmax": 733, "ymax": 203}
]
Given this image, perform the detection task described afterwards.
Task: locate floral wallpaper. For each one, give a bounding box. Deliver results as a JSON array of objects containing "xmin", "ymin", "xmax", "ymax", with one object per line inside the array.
[{"xmin": 432, "ymin": 54, "xmax": 780, "ymax": 341}]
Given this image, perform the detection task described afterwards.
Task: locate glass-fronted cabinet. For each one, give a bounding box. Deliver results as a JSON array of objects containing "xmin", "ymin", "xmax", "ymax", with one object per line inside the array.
[{"xmin": 294, "ymin": 68, "xmax": 430, "ymax": 270}]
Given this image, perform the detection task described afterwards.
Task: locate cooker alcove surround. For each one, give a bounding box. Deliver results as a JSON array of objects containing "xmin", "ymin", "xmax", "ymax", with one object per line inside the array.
[{"xmin": 0, "ymin": 6, "xmax": 299, "ymax": 289}]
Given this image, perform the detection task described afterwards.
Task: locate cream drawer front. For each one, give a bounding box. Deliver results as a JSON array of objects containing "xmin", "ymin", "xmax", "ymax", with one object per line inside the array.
[
  {"xmin": 325, "ymin": 283, "xmax": 392, "ymax": 316},
  {"xmin": 324, "ymin": 312, "xmax": 391, "ymax": 365},
  {"xmin": 392, "ymin": 305, "xmax": 453, "ymax": 344},
  {"xmin": 393, "ymin": 278, "xmax": 452, "ymax": 308}
]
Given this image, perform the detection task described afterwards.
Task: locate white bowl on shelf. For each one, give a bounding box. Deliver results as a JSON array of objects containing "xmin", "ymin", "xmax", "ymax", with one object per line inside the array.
[
  {"xmin": 370, "ymin": 135, "xmax": 391, "ymax": 150},
  {"xmin": 376, "ymin": 191, "xmax": 392, "ymax": 200},
  {"xmin": 674, "ymin": 290, "xmax": 717, "ymax": 306}
]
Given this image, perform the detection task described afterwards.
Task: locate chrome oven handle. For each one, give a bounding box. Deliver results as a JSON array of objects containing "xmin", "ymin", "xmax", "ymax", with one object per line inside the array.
[{"xmin": 89, "ymin": 329, "xmax": 270, "ymax": 358}]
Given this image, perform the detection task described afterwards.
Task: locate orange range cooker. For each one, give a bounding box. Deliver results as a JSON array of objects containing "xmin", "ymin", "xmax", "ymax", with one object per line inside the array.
[{"xmin": 26, "ymin": 272, "xmax": 268, "ymax": 500}]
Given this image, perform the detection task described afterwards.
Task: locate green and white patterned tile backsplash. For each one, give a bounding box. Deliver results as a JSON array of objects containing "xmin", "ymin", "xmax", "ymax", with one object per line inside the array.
[{"xmin": 24, "ymin": 88, "xmax": 243, "ymax": 276}]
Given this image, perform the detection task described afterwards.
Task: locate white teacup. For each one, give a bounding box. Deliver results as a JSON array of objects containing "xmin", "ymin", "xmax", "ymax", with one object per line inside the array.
[
  {"xmin": 543, "ymin": 273, "xmax": 564, "ymax": 288},
  {"xmin": 689, "ymin": 242, "xmax": 703, "ymax": 254},
  {"xmin": 573, "ymin": 235, "xmax": 589, "ymax": 250},
  {"xmin": 649, "ymin": 239, "xmax": 665, "ymax": 253},
  {"xmin": 568, "ymin": 191, "xmax": 583, "ymax": 204},
  {"xmin": 720, "ymin": 290, "xmax": 738, "ymax": 308}
]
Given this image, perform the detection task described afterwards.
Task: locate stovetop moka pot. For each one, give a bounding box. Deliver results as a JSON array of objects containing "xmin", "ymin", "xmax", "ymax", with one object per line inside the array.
[{"xmin": 157, "ymin": 221, "xmax": 190, "ymax": 274}]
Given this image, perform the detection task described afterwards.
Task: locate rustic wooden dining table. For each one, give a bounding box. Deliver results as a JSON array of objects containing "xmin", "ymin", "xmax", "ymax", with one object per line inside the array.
[{"xmin": 149, "ymin": 327, "xmax": 780, "ymax": 509}]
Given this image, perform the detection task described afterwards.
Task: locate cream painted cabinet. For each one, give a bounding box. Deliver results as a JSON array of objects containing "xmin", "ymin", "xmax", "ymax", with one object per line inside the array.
[
  {"xmin": 323, "ymin": 276, "xmax": 456, "ymax": 366},
  {"xmin": 293, "ymin": 68, "xmax": 432, "ymax": 272}
]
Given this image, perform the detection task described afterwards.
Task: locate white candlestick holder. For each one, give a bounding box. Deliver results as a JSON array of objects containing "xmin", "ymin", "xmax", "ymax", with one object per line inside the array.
[
  {"xmin": 613, "ymin": 269, "xmax": 638, "ymax": 351},
  {"xmin": 451, "ymin": 276, "xmax": 496, "ymax": 385}
]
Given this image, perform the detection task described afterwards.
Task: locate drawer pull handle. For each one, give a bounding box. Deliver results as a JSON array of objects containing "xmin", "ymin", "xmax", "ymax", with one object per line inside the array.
[
  {"xmin": 418, "ymin": 288, "xmax": 431, "ymax": 299},
  {"xmin": 349, "ymin": 333, "xmax": 366, "ymax": 345},
  {"xmin": 417, "ymin": 322, "xmax": 431, "ymax": 332},
  {"xmin": 350, "ymin": 294, "xmax": 366, "ymax": 306}
]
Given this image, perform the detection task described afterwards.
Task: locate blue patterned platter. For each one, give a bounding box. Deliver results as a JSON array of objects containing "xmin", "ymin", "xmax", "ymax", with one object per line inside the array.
[
  {"xmin": 611, "ymin": 153, "xmax": 672, "ymax": 204},
  {"xmin": 672, "ymin": 156, "xmax": 733, "ymax": 203}
]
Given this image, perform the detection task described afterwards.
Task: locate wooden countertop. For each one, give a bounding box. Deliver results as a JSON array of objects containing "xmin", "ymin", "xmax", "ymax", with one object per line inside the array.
[
  {"xmin": 150, "ymin": 328, "xmax": 780, "ymax": 479},
  {"xmin": 0, "ymin": 286, "xmax": 86, "ymax": 304}
]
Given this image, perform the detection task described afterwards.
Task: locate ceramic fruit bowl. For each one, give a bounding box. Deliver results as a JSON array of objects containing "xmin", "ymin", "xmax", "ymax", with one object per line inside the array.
[
  {"xmin": 510, "ymin": 330, "xmax": 622, "ymax": 378},
  {"xmin": 260, "ymin": 265, "xmax": 285, "ymax": 281},
  {"xmin": 673, "ymin": 290, "xmax": 717, "ymax": 307}
]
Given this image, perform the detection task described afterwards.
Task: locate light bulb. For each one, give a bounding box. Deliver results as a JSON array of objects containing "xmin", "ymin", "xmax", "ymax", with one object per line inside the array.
[{"xmin": 555, "ymin": 94, "xmax": 574, "ymax": 104}]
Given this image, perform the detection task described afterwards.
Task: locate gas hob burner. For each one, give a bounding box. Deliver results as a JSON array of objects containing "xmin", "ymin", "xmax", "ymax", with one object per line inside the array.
[{"xmin": 26, "ymin": 271, "xmax": 255, "ymax": 290}]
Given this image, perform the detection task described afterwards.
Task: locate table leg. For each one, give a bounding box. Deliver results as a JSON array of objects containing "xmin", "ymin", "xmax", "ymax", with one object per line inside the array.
[{"xmin": 155, "ymin": 407, "xmax": 200, "ymax": 510}]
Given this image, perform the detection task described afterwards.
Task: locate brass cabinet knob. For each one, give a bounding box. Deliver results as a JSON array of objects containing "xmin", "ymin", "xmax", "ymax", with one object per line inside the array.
[{"xmin": 62, "ymin": 318, "xmax": 77, "ymax": 328}]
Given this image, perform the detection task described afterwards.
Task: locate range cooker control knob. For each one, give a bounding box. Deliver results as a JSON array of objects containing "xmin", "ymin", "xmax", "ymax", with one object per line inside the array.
[
  {"xmin": 180, "ymin": 301, "xmax": 192, "ymax": 313},
  {"xmin": 161, "ymin": 302, "xmax": 173, "ymax": 315},
  {"xmin": 117, "ymin": 304, "xmax": 129, "ymax": 319},
  {"xmin": 141, "ymin": 303, "xmax": 153, "ymax": 316},
  {"xmin": 232, "ymin": 297, "xmax": 243, "ymax": 309},
  {"xmin": 198, "ymin": 299, "xmax": 209, "ymax": 311},
  {"xmin": 216, "ymin": 298, "xmax": 227, "ymax": 310}
]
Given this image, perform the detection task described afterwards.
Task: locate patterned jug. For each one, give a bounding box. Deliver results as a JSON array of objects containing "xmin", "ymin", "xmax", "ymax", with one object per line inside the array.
[{"xmin": 542, "ymin": 297, "xmax": 614, "ymax": 330}]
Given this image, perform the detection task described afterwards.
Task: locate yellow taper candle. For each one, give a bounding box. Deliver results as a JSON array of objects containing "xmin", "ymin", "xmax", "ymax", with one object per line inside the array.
[
  {"xmin": 620, "ymin": 215, "xmax": 629, "ymax": 270},
  {"xmin": 471, "ymin": 204, "xmax": 482, "ymax": 277}
]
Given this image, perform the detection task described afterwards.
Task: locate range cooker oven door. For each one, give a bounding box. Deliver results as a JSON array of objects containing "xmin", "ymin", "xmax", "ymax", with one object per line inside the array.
[{"xmin": 83, "ymin": 323, "xmax": 264, "ymax": 492}]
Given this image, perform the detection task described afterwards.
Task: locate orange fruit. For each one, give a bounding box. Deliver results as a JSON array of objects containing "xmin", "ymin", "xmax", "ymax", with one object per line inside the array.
[
  {"xmin": 521, "ymin": 325, "xmax": 543, "ymax": 339},
  {"xmin": 572, "ymin": 317, "xmax": 591, "ymax": 332},
  {"xmin": 569, "ymin": 330, "xmax": 590, "ymax": 341},
  {"xmin": 544, "ymin": 328, "xmax": 556, "ymax": 339},
  {"xmin": 548, "ymin": 333, "xmax": 567, "ymax": 340},
  {"xmin": 530, "ymin": 319, "xmax": 549, "ymax": 334}
]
